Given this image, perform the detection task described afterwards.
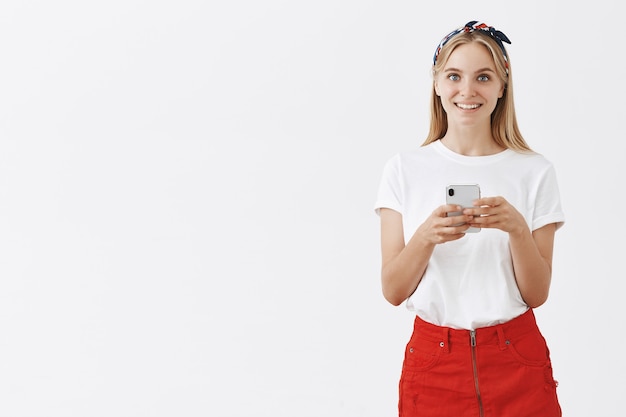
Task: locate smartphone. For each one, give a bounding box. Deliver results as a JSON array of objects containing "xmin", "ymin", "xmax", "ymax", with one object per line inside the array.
[{"xmin": 446, "ymin": 184, "xmax": 481, "ymax": 233}]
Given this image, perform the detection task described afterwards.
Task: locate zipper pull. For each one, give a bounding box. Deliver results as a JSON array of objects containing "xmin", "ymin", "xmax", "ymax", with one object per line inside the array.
[{"xmin": 470, "ymin": 330, "xmax": 477, "ymax": 347}]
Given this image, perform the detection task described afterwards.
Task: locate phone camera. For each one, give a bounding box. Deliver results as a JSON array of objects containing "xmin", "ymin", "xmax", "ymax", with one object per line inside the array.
[{"xmin": 448, "ymin": 188, "xmax": 455, "ymax": 197}]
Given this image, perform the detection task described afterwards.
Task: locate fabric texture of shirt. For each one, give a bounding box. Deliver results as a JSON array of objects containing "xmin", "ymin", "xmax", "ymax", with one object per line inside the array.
[{"xmin": 374, "ymin": 140, "xmax": 565, "ymax": 330}]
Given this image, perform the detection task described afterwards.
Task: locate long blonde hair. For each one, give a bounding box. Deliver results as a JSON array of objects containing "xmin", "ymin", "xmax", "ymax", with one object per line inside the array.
[{"xmin": 422, "ymin": 30, "xmax": 532, "ymax": 152}]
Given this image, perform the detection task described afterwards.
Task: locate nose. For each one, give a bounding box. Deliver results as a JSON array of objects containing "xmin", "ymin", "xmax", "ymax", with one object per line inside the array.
[{"xmin": 460, "ymin": 79, "xmax": 477, "ymax": 97}]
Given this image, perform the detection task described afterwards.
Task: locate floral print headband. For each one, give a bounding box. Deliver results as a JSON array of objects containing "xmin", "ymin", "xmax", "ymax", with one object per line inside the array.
[{"xmin": 433, "ymin": 21, "xmax": 512, "ymax": 73}]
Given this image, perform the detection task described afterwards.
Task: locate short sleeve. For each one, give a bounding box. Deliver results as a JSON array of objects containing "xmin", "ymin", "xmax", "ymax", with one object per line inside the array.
[
  {"xmin": 532, "ymin": 162, "xmax": 565, "ymax": 231},
  {"xmin": 374, "ymin": 154, "xmax": 403, "ymax": 216}
]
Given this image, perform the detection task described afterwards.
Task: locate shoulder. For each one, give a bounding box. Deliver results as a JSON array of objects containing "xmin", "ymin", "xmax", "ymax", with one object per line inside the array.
[
  {"xmin": 508, "ymin": 150, "xmax": 557, "ymax": 171},
  {"xmin": 385, "ymin": 143, "xmax": 439, "ymax": 165}
]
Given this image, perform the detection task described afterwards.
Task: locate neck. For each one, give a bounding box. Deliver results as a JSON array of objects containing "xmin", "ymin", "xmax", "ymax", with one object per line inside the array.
[{"xmin": 440, "ymin": 126, "xmax": 504, "ymax": 156}]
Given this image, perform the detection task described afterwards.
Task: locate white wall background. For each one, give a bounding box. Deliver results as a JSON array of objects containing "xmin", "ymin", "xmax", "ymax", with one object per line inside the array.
[{"xmin": 0, "ymin": 1, "xmax": 623, "ymax": 416}]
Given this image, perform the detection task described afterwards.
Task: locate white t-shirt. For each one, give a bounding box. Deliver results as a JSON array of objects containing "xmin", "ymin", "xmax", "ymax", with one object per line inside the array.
[{"xmin": 374, "ymin": 140, "xmax": 565, "ymax": 330}]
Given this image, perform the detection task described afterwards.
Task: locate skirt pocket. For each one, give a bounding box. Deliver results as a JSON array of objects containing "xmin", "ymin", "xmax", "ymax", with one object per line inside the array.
[
  {"xmin": 402, "ymin": 334, "xmax": 444, "ymax": 372},
  {"xmin": 505, "ymin": 329, "xmax": 551, "ymax": 367}
]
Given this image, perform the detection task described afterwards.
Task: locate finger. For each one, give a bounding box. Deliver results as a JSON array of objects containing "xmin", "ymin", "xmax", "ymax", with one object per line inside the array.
[
  {"xmin": 445, "ymin": 214, "xmax": 474, "ymax": 227},
  {"xmin": 470, "ymin": 212, "xmax": 499, "ymax": 227},
  {"xmin": 438, "ymin": 204, "xmax": 463, "ymax": 217},
  {"xmin": 474, "ymin": 196, "xmax": 502, "ymax": 207},
  {"xmin": 463, "ymin": 206, "xmax": 495, "ymax": 217},
  {"xmin": 446, "ymin": 204, "xmax": 464, "ymax": 213}
]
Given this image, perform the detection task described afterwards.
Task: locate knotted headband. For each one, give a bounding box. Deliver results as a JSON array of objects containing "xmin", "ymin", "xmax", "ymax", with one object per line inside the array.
[{"xmin": 432, "ymin": 21, "xmax": 512, "ymax": 73}]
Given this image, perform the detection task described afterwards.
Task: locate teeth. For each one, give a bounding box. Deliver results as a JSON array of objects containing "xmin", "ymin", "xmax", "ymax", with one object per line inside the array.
[{"xmin": 457, "ymin": 103, "xmax": 480, "ymax": 110}]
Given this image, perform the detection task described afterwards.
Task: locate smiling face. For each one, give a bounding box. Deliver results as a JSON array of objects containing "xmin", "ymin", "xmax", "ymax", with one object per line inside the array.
[{"xmin": 434, "ymin": 42, "xmax": 505, "ymax": 129}]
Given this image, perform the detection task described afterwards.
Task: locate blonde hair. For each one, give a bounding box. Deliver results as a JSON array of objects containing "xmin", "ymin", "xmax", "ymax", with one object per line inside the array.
[{"xmin": 422, "ymin": 30, "xmax": 532, "ymax": 152}]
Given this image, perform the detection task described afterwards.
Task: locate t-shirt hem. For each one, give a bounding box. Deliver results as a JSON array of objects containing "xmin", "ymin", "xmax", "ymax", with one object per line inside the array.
[
  {"xmin": 374, "ymin": 200, "xmax": 402, "ymax": 216},
  {"xmin": 533, "ymin": 213, "xmax": 565, "ymax": 231}
]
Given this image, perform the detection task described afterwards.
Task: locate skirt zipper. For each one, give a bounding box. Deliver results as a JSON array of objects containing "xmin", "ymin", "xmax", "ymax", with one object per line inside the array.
[{"xmin": 470, "ymin": 330, "xmax": 485, "ymax": 417}]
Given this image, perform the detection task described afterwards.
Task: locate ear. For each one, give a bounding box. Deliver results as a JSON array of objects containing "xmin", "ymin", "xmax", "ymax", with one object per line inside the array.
[
  {"xmin": 498, "ymin": 83, "xmax": 505, "ymax": 98},
  {"xmin": 434, "ymin": 81, "xmax": 440, "ymax": 97}
]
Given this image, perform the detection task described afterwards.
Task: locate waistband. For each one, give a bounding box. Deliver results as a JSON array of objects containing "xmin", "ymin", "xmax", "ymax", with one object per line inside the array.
[{"xmin": 412, "ymin": 308, "xmax": 538, "ymax": 349}]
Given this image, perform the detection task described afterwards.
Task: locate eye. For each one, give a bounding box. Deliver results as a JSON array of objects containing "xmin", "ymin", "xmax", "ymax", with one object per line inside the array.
[
  {"xmin": 477, "ymin": 74, "xmax": 490, "ymax": 82},
  {"xmin": 447, "ymin": 73, "xmax": 460, "ymax": 81}
]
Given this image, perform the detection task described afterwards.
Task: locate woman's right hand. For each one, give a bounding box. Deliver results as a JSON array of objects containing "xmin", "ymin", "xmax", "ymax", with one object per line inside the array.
[
  {"xmin": 379, "ymin": 205, "xmax": 472, "ymax": 305},
  {"xmin": 414, "ymin": 204, "xmax": 475, "ymax": 245}
]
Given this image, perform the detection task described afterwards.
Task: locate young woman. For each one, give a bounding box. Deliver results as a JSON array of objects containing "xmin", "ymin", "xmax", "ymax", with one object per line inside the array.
[{"xmin": 374, "ymin": 21, "xmax": 564, "ymax": 416}]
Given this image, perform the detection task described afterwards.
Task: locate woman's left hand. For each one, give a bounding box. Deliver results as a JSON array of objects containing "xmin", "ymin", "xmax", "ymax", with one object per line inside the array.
[{"xmin": 463, "ymin": 196, "xmax": 527, "ymax": 235}]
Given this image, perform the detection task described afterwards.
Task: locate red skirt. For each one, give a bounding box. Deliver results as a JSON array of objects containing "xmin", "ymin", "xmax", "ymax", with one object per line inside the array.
[{"xmin": 399, "ymin": 309, "xmax": 561, "ymax": 417}]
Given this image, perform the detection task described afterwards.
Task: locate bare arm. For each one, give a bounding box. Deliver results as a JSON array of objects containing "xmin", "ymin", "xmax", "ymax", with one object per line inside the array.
[
  {"xmin": 380, "ymin": 206, "xmax": 474, "ymax": 306},
  {"xmin": 465, "ymin": 197, "xmax": 557, "ymax": 307},
  {"xmin": 509, "ymin": 223, "xmax": 555, "ymax": 307}
]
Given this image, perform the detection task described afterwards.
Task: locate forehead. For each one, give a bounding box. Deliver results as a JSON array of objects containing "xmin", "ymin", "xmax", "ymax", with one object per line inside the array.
[{"xmin": 444, "ymin": 42, "xmax": 496, "ymax": 71}]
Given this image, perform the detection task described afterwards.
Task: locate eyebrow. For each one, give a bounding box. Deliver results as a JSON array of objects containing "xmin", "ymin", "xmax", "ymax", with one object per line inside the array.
[{"xmin": 443, "ymin": 67, "xmax": 496, "ymax": 74}]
